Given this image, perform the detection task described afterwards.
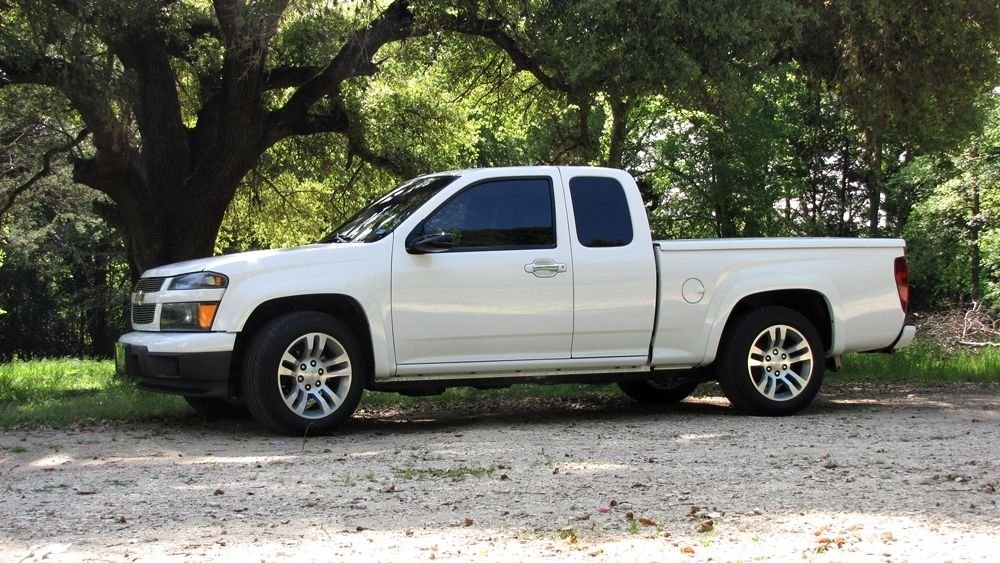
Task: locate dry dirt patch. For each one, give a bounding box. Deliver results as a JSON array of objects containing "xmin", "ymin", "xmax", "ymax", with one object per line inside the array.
[{"xmin": 2, "ymin": 384, "xmax": 998, "ymax": 562}]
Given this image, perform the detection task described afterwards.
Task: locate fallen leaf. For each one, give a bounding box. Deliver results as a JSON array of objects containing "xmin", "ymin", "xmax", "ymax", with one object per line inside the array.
[
  {"xmin": 681, "ymin": 546, "xmax": 695, "ymax": 555},
  {"xmin": 500, "ymin": 474, "xmax": 510, "ymax": 481},
  {"xmin": 213, "ymin": 489, "xmax": 224, "ymax": 496},
  {"xmin": 638, "ymin": 517, "xmax": 656, "ymax": 527},
  {"xmin": 559, "ymin": 526, "xmax": 578, "ymax": 544},
  {"xmin": 698, "ymin": 519, "xmax": 714, "ymax": 532},
  {"xmin": 463, "ymin": 517, "xmax": 474, "ymax": 527}
]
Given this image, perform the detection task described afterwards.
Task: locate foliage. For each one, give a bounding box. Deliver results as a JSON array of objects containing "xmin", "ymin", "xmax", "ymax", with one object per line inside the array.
[
  {"xmin": 899, "ymin": 95, "xmax": 1000, "ymax": 308},
  {"xmin": 0, "ymin": 180, "xmax": 129, "ymax": 360},
  {"xmin": 0, "ymin": 82, "xmax": 128, "ymax": 359},
  {"xmin": 2, "ymin": 0, "xmax": 1000, "ymax": 361},
  {"xmin": 805, "ymin": 0, "xmax": 1000, "ymax": 153}
]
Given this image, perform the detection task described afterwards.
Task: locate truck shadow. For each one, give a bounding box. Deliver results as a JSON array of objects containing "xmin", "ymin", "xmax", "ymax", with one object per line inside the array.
[
  {"xmin": 185, "ymin": 384, "xmax": 999, "ymax": 438},
  {"xmin": 331, "ymin": 387, "xmax": 991, "ymax": 436}
]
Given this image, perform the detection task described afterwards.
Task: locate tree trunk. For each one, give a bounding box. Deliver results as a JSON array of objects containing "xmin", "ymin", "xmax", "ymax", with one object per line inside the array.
[
  {"xmin": 13, "ymin": 1, "xmax": 421, "ymax": 279},
  {"xmin": 605, "ymin": 98, "xmax": 632, "ymax": 170},
  {"xmin": 862, "ymin": 128, "xmax": 883, "ymax": 236},
  {"xmin": 969, "ymin": 144, "xmax": 982, "ymax": 302}
]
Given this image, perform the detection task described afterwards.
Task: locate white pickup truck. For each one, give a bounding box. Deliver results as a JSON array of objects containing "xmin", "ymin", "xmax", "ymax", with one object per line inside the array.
[{"xmin": 117, "ymin": 166, "xmax": 915, "ymax": 435}]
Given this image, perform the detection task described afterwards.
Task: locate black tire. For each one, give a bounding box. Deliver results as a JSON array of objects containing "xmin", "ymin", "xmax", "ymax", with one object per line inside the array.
[
  {"xmin": 716, "ymin": 306, "xmax": 824, "ymax": 416},
  {"xmin": 618, "ymin": 380, "xmax": 700, "ymax": 404},
  {"xmin": 242, "ymin": 312, "xmax": 366, "ymax": 435},
  {"xmin": 184, "ymin": 396, "xmax": 251, "ymax": 419}
]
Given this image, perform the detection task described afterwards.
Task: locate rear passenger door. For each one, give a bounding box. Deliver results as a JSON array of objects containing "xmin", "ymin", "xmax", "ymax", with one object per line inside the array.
[{"xmin": 391, "ymin": 173, "xmax": 574, "ymax": 365}]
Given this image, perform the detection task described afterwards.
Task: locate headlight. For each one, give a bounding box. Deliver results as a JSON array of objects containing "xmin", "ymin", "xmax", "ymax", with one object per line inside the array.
[
  {"xmin": 160, "ymin": 302, "xmax": 220, "ymax": 331},
  {"xmin": 169, "ymin": 272, "xmax": 228, "ymax": 290}
]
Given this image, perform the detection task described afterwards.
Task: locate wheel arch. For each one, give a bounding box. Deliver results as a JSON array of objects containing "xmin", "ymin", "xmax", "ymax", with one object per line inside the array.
[
  {"xmin": 715, "ymin": 290, "xmax": 833, "ymax": 358},
  {"xmin": 231, "ymin": 294, "xmax": 375, "ymax": 393}
]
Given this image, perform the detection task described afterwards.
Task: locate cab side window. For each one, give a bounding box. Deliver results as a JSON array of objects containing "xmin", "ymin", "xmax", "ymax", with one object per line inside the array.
[
  {"xmin": 422, "ymin": 178, "xmax": 556, "ymax": 250},
  {"xmin": 569, "ymin": 176, "xmax": 633, "ymax": 247}
]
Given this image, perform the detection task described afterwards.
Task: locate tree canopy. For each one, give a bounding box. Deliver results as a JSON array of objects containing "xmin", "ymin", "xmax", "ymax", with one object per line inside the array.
[{"xmin": 2, "ymin": 1, "xmax": 1000, "ymax": 357}]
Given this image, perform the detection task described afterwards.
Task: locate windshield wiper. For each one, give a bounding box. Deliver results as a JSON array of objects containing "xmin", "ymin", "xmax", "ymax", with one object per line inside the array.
[{"xmin": 321, "ymin": 233, "xmax": 353, "ymax": 244}]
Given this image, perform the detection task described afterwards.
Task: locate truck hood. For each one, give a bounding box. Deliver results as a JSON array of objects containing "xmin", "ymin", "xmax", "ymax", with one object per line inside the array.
[{"xmin": 142, "ymin": 242, "xmax": 370, "ymax": 279}]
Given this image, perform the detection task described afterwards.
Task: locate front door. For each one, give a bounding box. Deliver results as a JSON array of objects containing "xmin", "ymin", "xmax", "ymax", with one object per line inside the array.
[{"xmin": 391, "ymin": 175, "xmax": 573, "ymax": 365}]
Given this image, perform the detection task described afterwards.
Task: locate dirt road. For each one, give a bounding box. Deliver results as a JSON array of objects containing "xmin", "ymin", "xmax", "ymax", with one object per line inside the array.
[{"xmin": 2, "ymin": 383, "xmax": 998, "ymax": 562}]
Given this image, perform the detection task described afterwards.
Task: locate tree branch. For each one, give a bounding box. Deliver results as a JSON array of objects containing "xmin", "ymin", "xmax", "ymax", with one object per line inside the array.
[
  {"xmin": 270, "ymin": 0, "xmax": 419, "ymax": 141},
  {"xmin": 1, "ymin": 55, "xmax": 131, "ymax": 175},
  {"xmin": 264, "ymin": 66, "xmax": 322, "ymax": 90},
  {"xmin": 435, "ymin": 14, "xmax": 571, "ymax": 93},
  {"xmin": 0, "ymin": 52, "xmax": 75, "ymax": 90},
  {"xmin": 0, "ymin": 128, "xmax": 90, "ymax": 221}
]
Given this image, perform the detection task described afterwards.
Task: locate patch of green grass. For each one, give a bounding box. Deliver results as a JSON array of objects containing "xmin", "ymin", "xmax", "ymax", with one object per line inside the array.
[
  {"xmin": 627, "ymin": 518, "xmax": 641, "ymax": 534},
  {"xmin": 392, "ymin": 465, "xmax": 495, "ymax": 481},
  {"xmin": 0, "ymin": 444, "xmax": 27, "ymax": 453},
  {"xmin": 837, "ymin": 339, "xmax": 1000, "ymax": 383},
  {"xmin": 0, "ymin": 358, "xmax": 188, "ymax": 428}
]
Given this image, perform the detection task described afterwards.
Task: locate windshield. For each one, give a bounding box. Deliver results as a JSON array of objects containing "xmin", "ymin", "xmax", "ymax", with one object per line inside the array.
[{"xmin": 322, "ymin": 175, "xmax": 457, "ymax": 243}]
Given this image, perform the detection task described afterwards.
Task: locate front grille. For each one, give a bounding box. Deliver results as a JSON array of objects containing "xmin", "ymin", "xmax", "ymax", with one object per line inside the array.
[
  {"xmin": 132, "ymin": 304, "xmax": 156, "ymax": 325},
  {"xmin": 135, "ymin": 277, "xmax": 166, "ymax": 292}
]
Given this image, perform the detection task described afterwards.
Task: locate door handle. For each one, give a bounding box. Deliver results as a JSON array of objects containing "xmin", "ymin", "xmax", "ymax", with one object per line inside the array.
[{"xmin": 524, "ymin": 259, "xmax": 567, "ymax": 278}]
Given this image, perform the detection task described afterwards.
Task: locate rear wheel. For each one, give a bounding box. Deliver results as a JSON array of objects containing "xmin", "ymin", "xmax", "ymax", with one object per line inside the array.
[
  {"xmin": 242, "ymin": 312, "xmax": 366, "ymax": 435},
  {"xmin": 716, "ymin": 306, "xmax": 824, "ymax": 416},
  {"xmin": 618, "ymin": 379, "xmax": 700, "ymax": 404}
]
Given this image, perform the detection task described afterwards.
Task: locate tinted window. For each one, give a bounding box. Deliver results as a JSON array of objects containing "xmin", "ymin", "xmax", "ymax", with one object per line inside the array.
[
  {"xmin": 420, "ymin": 178, "xmax": 555, "ymax": 250},
  {"xmin": 569, "ymin": 177, "xmax": 633, "ymax": 247},
  {"xmin": 323, "ymin": 175, "xmax": 456, "ymax": 243}
]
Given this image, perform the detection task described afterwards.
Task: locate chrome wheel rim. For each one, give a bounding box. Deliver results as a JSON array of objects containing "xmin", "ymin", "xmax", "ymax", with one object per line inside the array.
[
  {"xmin": 746, "ymin": 324, "xmax": 813, "ymax": 402},
  {"xmin": 277, "ymin": 332, "xmax": 352, "ymax": 419}
]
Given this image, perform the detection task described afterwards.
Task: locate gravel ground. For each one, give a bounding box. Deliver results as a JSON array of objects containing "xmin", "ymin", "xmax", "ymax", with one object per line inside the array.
[{"xmin": 1, "ymin": 383, "xmax": 998, "ymax": 562}]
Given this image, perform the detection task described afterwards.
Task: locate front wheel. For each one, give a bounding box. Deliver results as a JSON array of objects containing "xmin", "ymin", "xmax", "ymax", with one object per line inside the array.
[
  {"xmin": 242, "ymin": 312, "xmax": 366, "ymax": 435},
  {"xmin": 716, "ymin": 306, "xmax": 824, "ymax": 416}
]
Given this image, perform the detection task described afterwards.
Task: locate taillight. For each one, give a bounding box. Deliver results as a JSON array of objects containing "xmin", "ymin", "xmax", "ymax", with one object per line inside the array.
[{"xmin": 894, "ymin": 257, "xmax": 909, "ymax": 314}]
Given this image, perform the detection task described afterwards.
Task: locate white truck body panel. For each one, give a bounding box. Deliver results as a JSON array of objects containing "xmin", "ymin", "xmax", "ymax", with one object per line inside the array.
[
  {"xmin": 650, "ymin": 239, "xmax": 907, "ymax": 368},
  {"xmin": 134, "ymin": 241, "xmax": 400, "ymax": 378},
  {"xmin": 118, "ymin": 166, "xmax": 912, "ymax": 415}
]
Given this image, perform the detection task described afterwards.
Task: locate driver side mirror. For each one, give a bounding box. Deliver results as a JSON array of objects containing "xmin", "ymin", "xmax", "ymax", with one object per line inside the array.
[{"xmin": 406, "ymin": 231, "xmax": 454, "ymax": 254}]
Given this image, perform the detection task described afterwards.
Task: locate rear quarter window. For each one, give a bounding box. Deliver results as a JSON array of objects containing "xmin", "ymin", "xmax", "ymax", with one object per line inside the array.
[{"xmin": 568, "ymin": 176, "xmax": 634, "ymax": 247}]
